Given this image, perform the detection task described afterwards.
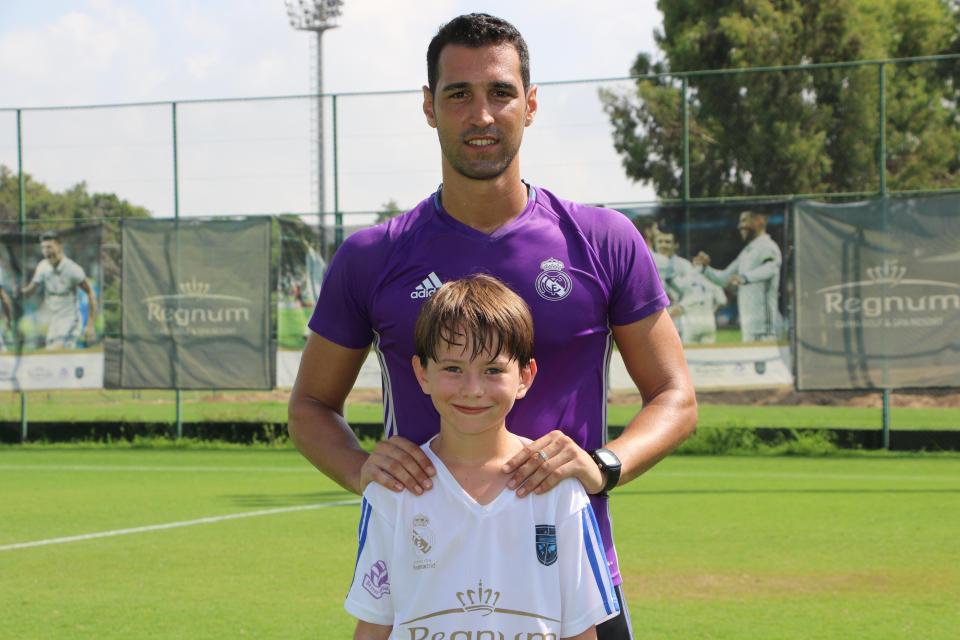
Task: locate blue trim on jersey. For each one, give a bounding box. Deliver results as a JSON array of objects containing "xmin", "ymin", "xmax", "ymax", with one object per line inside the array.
[
  {"xmin": 582, "ymin": 505, "xmax": 619, "ymax": 615},
  {"xmin": 351, "ymin": 498, "xmax": 373, "ymax": 588}
]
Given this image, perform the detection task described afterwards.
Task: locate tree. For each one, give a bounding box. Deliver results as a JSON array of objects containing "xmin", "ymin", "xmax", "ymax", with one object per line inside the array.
[
  {"xmin": 600, "ymin": 0, "xmax": 960, "ymax": 199},
  {"xmin": 0, "ymin": 165, "xmax": 152, "ymax": 225},
  {"xmin": 376, "ymin": 198, "xmax": 404, "ymax": 223}
]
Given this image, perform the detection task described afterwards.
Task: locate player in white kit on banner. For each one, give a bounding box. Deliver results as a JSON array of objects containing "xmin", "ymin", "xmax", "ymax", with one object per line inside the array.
[
  {"xmin": 694, "ymin": 211, "xmax": 782, "ymax": 342},
  {"xmin": 656, "ymin": 232, "xmax": 726, "ymax": 344},
  {"xmin": 20, "ymin": 231, "xmax": 97, "ymax": 350}
]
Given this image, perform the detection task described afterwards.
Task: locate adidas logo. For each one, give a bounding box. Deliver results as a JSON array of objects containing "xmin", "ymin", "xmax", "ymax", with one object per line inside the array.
[{"xmin": 410, "ymin": 272, "xmax": 443, "ymax": 299}]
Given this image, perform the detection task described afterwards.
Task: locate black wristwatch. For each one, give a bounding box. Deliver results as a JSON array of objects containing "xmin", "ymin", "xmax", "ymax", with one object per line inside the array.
[{"xmin": 590, "ymin": 448, "xmax": 622, "ymax": 496}]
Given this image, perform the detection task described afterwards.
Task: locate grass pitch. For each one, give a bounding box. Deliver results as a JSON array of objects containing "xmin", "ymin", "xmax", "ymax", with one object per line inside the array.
[{"xmin": 2, "ymin": 448, "xmax": 958, "ymax": 639}]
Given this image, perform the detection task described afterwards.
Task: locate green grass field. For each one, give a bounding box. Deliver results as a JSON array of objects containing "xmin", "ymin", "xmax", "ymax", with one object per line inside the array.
[
  {"xmin": 2, "ymin": 448, "xmax": 958, "ymax": 638},
  {"xmin": 2, "ymin": 390, "xmax": 957, "ymax": 431}
]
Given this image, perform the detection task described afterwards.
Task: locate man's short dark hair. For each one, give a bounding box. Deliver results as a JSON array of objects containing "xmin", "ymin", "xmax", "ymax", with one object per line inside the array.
[
  {"xmin": 39, "ymin": 231, "xmax": 60, "ymax": 243},
  {"xmin": 426, "ymin": 13, "xmax": 530, "ymax": 95}
]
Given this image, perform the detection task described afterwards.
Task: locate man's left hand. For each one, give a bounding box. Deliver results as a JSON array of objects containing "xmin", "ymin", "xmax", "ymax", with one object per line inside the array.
[{"xmin": 501, "ymin": 430, "xmax": 605, "ymax": 497}]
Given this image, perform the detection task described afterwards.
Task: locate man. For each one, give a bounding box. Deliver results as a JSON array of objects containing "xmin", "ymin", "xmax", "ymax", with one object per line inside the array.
[
  {"xmin": 638, "ymin": 217, "xmax": 672, "ymax": 287},
  {"xmin": 20, "ymin": 231, "xmax": 97, "ymax": 349},
  {"xmin": 694, "ymin": 211, "xmax": 782, "ymax": 342},
  {"xmin": 657, "ymin": 231, "xmax": 726, "ymax": 344},
  {"xmin": 288, "ymin": 14, "xmax": 697, "ymax": 639}
]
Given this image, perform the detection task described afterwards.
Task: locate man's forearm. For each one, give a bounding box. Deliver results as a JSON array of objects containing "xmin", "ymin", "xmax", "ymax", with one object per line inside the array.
[
  {"xmin": 606, "ymin": 387, "xmax": 697, "ymax": 485},
  {"xmin": 288, "ymin": 395, "xmax": 369, "ymax": 494}
]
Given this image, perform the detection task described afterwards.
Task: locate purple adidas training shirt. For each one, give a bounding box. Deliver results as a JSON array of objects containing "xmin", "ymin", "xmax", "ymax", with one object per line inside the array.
[{"xmin": 309, "ymin": 185, "xmax": 669, "ymax": 584}]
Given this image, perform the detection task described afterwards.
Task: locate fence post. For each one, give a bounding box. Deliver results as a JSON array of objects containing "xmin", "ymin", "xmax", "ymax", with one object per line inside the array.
[
  {"xmin": 681, "ymin": 77, "xmax": 689, "ymax": 202},
  {"xmin": 172, "ymin": 101, "xmax": 183, "ymax": 440},
  {"xmin": 681, "ymin": 76, "xmax": 692, "ymax": 268},
  {"xmin": 333, "ymin": 93, "xmax": 342, "ymax": 249},
  {"xmin": 877, "ymin": 62, "xmax": 891, "ymax": 450},
  {"xmin": 16, "ymin": 109, "xmax": 28, "ymax": 442}
]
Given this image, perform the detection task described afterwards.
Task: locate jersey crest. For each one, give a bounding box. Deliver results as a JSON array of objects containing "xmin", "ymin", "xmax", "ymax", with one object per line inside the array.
[
  {"xmin": 535, "ymin": 524, "xmax": 558, "ymax": 566},
  {"xmin": 535, "ymin": 258, "xmax": 573, "ymax": 301}
]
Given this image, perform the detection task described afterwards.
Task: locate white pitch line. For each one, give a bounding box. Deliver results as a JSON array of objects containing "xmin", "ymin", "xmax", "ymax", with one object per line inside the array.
[
  {"xmin": 651, "ymin": 470, "xmax": 960, "ymax": 483},
  {"xmin": 0, "ymin": 464, "xmax": 312, "ymax": 473},
  {"xmin": 0, "ymin": 499, "xmax": 360, "ymax": 553}
]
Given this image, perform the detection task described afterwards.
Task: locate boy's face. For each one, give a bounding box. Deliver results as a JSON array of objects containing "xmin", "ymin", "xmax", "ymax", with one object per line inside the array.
[{"xmin": 412, "ymin": 330, "xmax": 535, "ymax": 438}]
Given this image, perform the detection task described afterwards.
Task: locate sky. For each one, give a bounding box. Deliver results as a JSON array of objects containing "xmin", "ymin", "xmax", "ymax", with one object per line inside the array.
[{"xmin": 0, "ymin": 0, "xmax": 664, "ymax": 219}]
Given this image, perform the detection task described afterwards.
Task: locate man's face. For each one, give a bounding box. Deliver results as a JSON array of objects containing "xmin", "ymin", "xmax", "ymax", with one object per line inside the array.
[
  {"xmin": 40, "ymin": 240, "xmax": 63, "ymax": 263},
  {"xmin": 655, "ymin": 233, "xmax": 676, "ymax": 257},
  {"xmin": 738, "ymin": 212, "xmax": 762, "ymax": 243},
  {"xmin": 422, "ymin": 43, "xmax": 537, "ymax": 181}
]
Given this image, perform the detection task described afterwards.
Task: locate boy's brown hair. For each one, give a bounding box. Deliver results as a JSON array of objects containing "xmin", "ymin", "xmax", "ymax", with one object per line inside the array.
[{"xmin": 414, "ymin": 274, "xmax": 534, "ymax": 367}]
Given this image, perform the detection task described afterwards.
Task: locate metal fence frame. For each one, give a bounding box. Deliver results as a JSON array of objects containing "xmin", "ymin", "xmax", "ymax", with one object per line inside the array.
[{"xmin": 3, "ymin": 53, "xmax": 960, "ymax": 441}]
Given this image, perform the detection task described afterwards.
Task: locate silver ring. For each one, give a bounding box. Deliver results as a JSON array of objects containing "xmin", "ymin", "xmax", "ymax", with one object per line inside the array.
[{"xmin": 537, "ymin": 450, "xmax": 548, "ymax": 462}]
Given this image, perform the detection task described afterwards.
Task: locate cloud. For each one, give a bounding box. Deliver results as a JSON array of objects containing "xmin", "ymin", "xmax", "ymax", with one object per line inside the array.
[
  {"xmin": 0, "ymin": 0, "xmax": 158, "ymax": 106},
  {"xmin": 184, "ymin": 53, "xmax": 222, "ymax": 80}
]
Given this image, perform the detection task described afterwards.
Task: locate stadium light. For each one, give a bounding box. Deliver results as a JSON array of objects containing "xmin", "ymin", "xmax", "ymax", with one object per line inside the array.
[{"xmin": 286, "ymin": 0, "xmax": 344, "ymax": 252}]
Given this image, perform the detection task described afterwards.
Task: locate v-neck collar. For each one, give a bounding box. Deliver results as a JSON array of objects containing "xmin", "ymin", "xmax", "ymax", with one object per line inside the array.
[
  {"xmin": 432, "ymin": 182, "xmax": 537, "ymax": 241},
  {"xmin": 423, "ymin": 436, "xmax": 519, "ymax": 516}
]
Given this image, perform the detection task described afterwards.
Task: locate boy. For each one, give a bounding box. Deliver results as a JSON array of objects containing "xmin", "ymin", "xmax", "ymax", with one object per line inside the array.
[{"xmin": 345, "ymin": 274, "xmax": 619, "ymax": 640}]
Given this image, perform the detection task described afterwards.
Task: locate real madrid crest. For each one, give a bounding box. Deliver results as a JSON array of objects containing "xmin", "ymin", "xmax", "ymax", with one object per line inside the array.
[{"xmin": 535, "ymin": 257, "xmax": 573, "ymax": 301}]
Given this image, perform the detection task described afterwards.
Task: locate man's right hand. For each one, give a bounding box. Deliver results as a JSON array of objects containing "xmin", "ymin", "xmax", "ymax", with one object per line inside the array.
[{"xmin": 360, "ymin": 435, "xmax": 436, "ymax": 494}]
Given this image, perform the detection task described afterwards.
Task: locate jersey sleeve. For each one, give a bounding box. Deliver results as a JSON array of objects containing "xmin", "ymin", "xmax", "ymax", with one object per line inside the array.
[
  {"xmin": 556, "ymin": 483, "xmax": 620, "ymax": 637},
  {"xmin": 29, "ymin": 262, "xmax": 45, "ymax": 287},
  {"xmin": 703, "ymin": 252, "xmax": 740, "ymax": 286},
  {"xmin": 68, "ymin": 260, "xmax": 87, "ymax": 285},
  {"xmin": 600, "ymin": 211, "xmax": 670, "ymax": 326},
  {"xmin": 742, "ymin": 242, "xmax": 782, "ymax": 283},
  {"xmin": 307, "ymin": 230, "xmax": 383, "ymax": 349},
  {"xmin": 344, "ymin": 491, "xmax": 396, "ymax": 626}
]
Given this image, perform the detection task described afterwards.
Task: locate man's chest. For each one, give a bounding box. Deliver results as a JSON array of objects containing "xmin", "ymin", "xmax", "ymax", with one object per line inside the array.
[{"xmin": 369, "ymin": 236, "xmax": 611, "ymax": 352}]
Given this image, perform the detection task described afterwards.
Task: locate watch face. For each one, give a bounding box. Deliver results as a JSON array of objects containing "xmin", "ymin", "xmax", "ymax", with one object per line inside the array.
[{"xmin": 594, "ymin": 449, "xmax": 619, "ymax": 468}]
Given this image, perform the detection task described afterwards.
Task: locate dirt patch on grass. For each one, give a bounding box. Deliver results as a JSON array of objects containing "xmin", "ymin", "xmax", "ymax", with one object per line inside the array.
[
  {"xmin": 628, "ymin": 571, "xmax": 900, "ymax": 601},
  {"xmin": 609, "ymin": 388, "xmax": 960, "ymax": 408},
  {"xmin": 346, "ymin": 387, "xmax": 960, "ymax": 408}
]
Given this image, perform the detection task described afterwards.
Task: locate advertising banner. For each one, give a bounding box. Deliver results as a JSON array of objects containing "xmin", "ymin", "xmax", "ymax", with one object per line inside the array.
[
  {"xmin": 0, "ymin": 226, "xmax": 103, "ymax": 390},
  {"xmin": 794, "ymin": 195, "xmax": 960, "ymax": 389},
  {"xmin": 618, "ymin": 202, "xmax": 792, "ymax": 389},
  {"xmin": 113, "ymin": 218, "xmax": 273, "ymax": 389},
  {"xmin": 275, "ymin": 217, "xmax": 325, "ymax": 388}
]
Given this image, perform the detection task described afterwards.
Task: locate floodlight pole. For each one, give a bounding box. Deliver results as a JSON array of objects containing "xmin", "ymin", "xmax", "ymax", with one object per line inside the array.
[{"xmin": 286, "ymin": 0, "xmax": 344, "ymax": 256}]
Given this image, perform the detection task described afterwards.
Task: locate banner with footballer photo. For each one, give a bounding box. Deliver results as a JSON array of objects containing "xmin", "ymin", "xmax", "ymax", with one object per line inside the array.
[
  {"xmin": 794, "ymin": 194, "xmax": 960, "ymax": 390},
  {"xmin": 0, "ymin": 225, "xmax": 104, "ymax": 391},
  {"xmin": 109, "ymin": 218, "xmax": 273, "ymax": 389},
  {"xmin": 618, "ymin": 202, "xmax": 792, "ymax": 389},
  {"xmin": 275, "ymin": 217, "xmax": 326, "ymax": 388}
]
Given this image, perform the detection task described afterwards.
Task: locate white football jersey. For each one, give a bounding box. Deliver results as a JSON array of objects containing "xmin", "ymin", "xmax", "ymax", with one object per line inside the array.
[
  {"xmin": 345, "ymin": 438, "xmax": 620, "ymax": 639},
  {"xmin": 31, "ymin": 257, "xmax": 86, "ymax": 316}
]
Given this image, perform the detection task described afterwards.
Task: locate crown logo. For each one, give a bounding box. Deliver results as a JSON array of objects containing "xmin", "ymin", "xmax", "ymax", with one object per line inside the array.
[
  {"xmin": 178, "ymin": 278, "xmax": 211, "ymax": 296},
  {"xmin": 540, "ymin": 258, "xmax": 564, "ymax": 272},
  {"xmin": 413, "ymin": 514, "xmax": 430, "ymax": 528},
  {"xmin": 865, "ymin": 260, "xmax": 906, "ymax": 287},
  {"xmin": 456, "ymin": 579, "xmax": 500, "ymax": 616}
]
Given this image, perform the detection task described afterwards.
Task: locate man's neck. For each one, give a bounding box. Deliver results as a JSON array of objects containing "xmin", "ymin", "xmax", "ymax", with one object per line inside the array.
[{"xmin": 438, "ymin": 168, "xmax": 529, "ymax": 235}]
